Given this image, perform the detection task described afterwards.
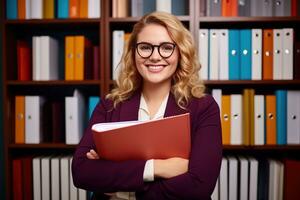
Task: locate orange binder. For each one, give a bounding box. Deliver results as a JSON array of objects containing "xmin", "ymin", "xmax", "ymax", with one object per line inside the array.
[
  {"xmin": 69, "ymin": 0, "xmax": 80, "ymax": 18},
  {"xmin": 74, "ymin": 36, "xmax": 91, "ymax": 80},
  {"xmin": 266, "ymin": 95, "xmax": 276, "ymax": 145},
  {"xmin": 243, "ymin": 89, "xmax": 254, "ymax": 145},
  {"xmin": 15, "ymin": 96, "xmax": 25, "ymax": 144},
  {"xmin": 65, "ymin": 36, "xmax": 75, "ymax": 80},
  {"xmin": 222, "ymin": 0, "xmax": 238, "ymax": 17},
  {"xmin": 221, "ymin": 95, "xmax": 231, "ymax": 145},
  {"xmin": 18, "ymin": 0, "xmax": 26, "ymax": 19},
  {"xmin": 79, "ymin": 0, "xmax": 88, "ymax": 18},
  {"xmin": 263, "ymin": 29, "xmax": 274, "ymax": 80},
  {"xmin": 92, "ymin": 113, "xmax": 191, "ymax": 161},
  {"xmin": 43, "ymin": 0, "xmax": 55, "ymax": 19}
]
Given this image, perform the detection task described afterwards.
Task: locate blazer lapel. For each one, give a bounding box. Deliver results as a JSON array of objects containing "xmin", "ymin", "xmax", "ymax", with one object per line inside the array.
[
  {"xmin": 164, "ymin": 93, "xmax": 187, "ymax": 117},
  {"xmin": 119, "ymin": 91, "xmax": 141, "ymax": 121}
]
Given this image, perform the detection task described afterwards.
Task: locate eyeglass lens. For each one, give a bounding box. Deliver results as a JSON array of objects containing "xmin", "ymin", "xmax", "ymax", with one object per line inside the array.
[{"xmin": 136, "ymin": 42, "xmax": 176, "ymax": 58}]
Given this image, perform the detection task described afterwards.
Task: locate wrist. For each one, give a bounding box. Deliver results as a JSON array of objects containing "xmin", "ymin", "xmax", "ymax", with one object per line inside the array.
[{"xmin": 153, "ymin": 159, "xmax": 164, "ymax": 178}]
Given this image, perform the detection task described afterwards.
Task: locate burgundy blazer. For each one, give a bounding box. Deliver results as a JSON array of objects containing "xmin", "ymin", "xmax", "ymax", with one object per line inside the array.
[{"xmin": 72, "ymin": 91, "xmax": 222, "ymax": 200}]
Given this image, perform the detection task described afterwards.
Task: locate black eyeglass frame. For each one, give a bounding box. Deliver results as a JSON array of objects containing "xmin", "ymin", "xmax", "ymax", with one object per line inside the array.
[{"xmin": 135, "ymin": 42, "xmax": 176, "ymax": 59}]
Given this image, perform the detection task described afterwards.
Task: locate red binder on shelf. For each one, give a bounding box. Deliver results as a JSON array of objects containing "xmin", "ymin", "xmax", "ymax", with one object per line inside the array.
[{"xmin": 92, "ymin": 113, "xmax": 191, "ymax": 161}]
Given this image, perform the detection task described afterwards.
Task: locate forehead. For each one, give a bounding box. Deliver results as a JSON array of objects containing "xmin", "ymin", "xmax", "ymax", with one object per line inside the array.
[{"xmin": 137, "ymin": 24, "xmax": 173, "ymax": 44}]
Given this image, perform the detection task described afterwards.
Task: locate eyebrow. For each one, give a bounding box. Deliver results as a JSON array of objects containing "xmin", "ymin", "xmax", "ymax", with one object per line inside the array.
[{"xmin": 136, "ymin": 41, "xmax": 174, "ymax": 44}]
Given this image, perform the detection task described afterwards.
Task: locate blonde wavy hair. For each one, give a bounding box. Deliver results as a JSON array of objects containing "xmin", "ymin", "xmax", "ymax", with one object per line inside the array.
[{"xmin": 107, "ymin": 12, "xmax": 205, "ymax": 108}]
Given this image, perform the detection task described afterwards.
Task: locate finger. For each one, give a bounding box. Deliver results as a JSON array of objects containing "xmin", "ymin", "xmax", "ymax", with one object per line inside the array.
[
  {"xmin": 90, "ymin": 149, "xmax": 100, "ymax": 159},
  {"xmin": 86, "ymin": 152, "xmax": 96, "ymax": 159}
]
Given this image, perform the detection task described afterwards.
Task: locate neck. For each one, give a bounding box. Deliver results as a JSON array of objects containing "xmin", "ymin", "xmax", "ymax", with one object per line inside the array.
[{"xmin": 142, "ymin": 81, "xmax": 171, "ymax": 104}]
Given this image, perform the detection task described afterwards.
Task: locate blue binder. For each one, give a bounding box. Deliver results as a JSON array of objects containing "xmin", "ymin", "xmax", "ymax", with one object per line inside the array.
[
  {"xmin": 229, "ymin": 29, "xmax": 240, "ymax": 80},
  {"xmin": 240, "ymin": 29, "xmax": 252, "ymax": 80},
  {"xmin": 6, "ymin": 0, "xmax": 17, "ymax": 19},
  {"xmin": 58, "ymin": 0, "xmax": 69, "ymax": 19},
  {"xmin": 276, "ymin": 90, "xmax": 287, "ymax": 145},
  {"xmin": 88, "ymin": 96, "xmax": 100, "ymax": 119}
]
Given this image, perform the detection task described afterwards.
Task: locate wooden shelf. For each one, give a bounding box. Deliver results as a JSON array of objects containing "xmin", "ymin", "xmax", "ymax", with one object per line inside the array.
[
  {"xmin": 7, "ymin": 80, "xmax": 101, "ymax": 86},
  {"xmin": 8, "ymin": 143, "xmax": 77, "ymax": 149},
  {"xmin": 204, "ymin": 80, "xmax": 300, "ymax": 86}
]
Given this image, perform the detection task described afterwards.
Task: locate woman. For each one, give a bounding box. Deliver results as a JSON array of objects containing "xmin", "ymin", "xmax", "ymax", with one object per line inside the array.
[{"xmin": 72, "ymin": 12, "xmax": 222, "ymax": 200}]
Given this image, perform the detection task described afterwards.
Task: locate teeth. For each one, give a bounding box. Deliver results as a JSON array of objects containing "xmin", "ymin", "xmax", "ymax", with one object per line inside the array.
[{"xmin": 148, "ymin": 65, "xmax": 164, "ymax": 70}]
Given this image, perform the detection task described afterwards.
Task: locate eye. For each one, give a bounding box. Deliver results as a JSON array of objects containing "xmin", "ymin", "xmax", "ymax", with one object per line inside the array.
[
  {"xmin": 139, "ymin": 44, "xmax": 152, "ymax": 51},
  {"xmin": 161, "ymin": 43, "xmax": 174, "ymax": 51}
]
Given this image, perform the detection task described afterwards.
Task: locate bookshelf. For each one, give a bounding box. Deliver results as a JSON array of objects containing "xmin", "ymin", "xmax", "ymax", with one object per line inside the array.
[{"xmin": 1, "ymin": 0, "xmax": 300, "ymax": 199}]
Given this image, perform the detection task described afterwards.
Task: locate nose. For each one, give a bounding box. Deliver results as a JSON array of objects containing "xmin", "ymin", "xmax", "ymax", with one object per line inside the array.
[{"xmin": 149, "ymin": 46, "xmax": 161, "ymax": 61}]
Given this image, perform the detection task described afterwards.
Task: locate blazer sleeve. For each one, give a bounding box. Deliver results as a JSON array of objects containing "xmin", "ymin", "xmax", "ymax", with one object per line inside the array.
[
  {"xmin": 136, "ymin": 96, "xmax": 223, "ymax": 200},
  {"xmin": 71, "ymin": 100, "xmax": 147, "ymax": 192}
]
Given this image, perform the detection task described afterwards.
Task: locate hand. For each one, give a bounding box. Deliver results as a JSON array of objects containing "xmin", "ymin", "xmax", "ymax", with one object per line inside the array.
[
  {"xmin": 86, "ymin": 149, "xmax": 100, "ymax": 159},
  {"xmin": 154, "ymin": 157, "xmax": 189, "ymax": 179}
]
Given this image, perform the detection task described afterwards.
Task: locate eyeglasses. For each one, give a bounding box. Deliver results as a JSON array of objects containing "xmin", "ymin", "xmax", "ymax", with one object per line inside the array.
[{"xmin": 136, "ymin": 42, "xmax": 176, "ymax": 59}]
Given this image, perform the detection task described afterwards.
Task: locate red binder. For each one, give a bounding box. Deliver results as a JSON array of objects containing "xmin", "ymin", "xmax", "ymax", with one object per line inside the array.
[{"xmin": 92, "ymin": 113, "xmax": 191, "ymax": 161}]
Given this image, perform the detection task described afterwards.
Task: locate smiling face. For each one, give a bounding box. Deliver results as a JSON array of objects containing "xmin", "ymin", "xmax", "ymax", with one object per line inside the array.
[{"xmin": 135, "ymin": 24, "xmax": 179, "ymax": 87}]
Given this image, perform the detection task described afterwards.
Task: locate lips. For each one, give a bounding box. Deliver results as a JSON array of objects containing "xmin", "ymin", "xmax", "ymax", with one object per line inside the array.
[{"xmin": 145, "ymin": 64, "xmax": 166, "ymax": 73}]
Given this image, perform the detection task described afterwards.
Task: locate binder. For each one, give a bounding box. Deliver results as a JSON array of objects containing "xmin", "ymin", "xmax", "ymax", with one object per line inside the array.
[
  {"xmin": 43, "ymin": 0, "xmax": 55, "ymax": 19},
  {"xmin": 254, "ymin": 95, "xmax": 265, "ymax": 145},
  {"xmin": 51, "ymin": 157, "xmax": 60, "ymax": 200},
  {"xmin": 229, "ymin": 29, "xmax": 240, "ymax": 80},
  {"xmin": 243, "ymin": 89, "xmax": 254, "ymax": 145},
  {"xmin": 131, "ymin": 0, "xmax": 144, "ymax": 17},
  {"xmin": 33, "ymin": 157, "xmax": 42, "ymax": 200},
  {"xmin": 265, "ymin": 95, "xmax": 276, "ymax": 145},
  {"xmin": 262, "ymin": 0, "xmax": 273, "ymax": 16},
  {"xmin": 230, "ymin": 94, "xmax": 242, "ymax": 145},
  {"xmin": 238, "ymin": 0, "xmax": 250, "ymax": 16},
  {"xmin": 222, "ymin": 0, "xmax": 238, "ymax": 16},
  {"xmin": 238, "ymin": 157, "xmax": 249, "ymax": 200},
  {"xmin": 15, "ymin": 96, "xmax": 25, "ymax": 144},
  {"xmin": 40, "ymin": 36, "xmax": 59, "ymax": 80},
  {"xmin": 268, "ymin": 160, "xmax": 284, "ymax": 200},
  {"xmin": 282, "ymin": 28, "xmax": 294, "ymax": 80},
  {"xmin": 276, "ymin": 90, "xmax": 287, "ymax": 145},
  {"xmin": 65, "ymin": 90, "xmax": 85, "ymax": 144},
  {"xmin": 65, "ymin": 36, "xmax": 75, "ymax": 80},
  {"xmin": 18, "ymin": 0, "xmax": 26, "ymax": 19},
  {"xmin": 6, "ymin": 0, "xmax": 17, "ymax": 19},
  {"xmin": 156, "ymin": 0, "xmax": 171, "ymax": 13},
  {"xmin": 60, "ymin": 156, "xmax": 70, "ymax": 200},
  {"xmin": 273, "ymin": 29, "xmax": 283, "ymax": 80},
  {"xmin": 219, "ymin": 29, "xmax": 229, "ymax": 80},
  {"xmin": 74, "ymin": 36, "xmax": 91, "ymax": 80},
  {"xmin": 228, "ymin": 156, "xmax": 238, "ymax": 200},
  {"xmin": 221, "ymin": 95, "xmax": 231, "ymax": 145},
  {"xmin": 208, "ymin": 0, "xmax": 221, "ymax": 16},
  {"xmin": 250, "ymin": 0, "xmax": 263, "ymax": 16},
  {"xmin": 198, "ymin": 29, "xmax": 209, "ymax": 80},
  {"xmin": 41, "ymin": 156, "xmax": 51, "ymax": 200},
  {"xmin": 209, "ymin": 29, "xmax": 220, "ymax": 80},
  {"xmin": 88, "ymin": 0, "xmax": 101, "ymax": 18},
  {"xmin": 219, "ymin": 158, "xmax": 228, "ymax": 200},
  {"xmin": 57, "ymin": 0, "xmax": 69, "ymax": 18},
  {"xmin": 25, "ymin": 96, "xmax": 45, "ymax": 144},
  {"xmin": 274, "ymin": 0, "xmax": 291, "ymax": 16},
  {"xmin": 287, "ymin": 91, "xmax": 300, "ymax": 144},
  {"xmin": 251, "ymin": 29, "xmax": 262, "ymax": 80},
  {"xmin": 69, "ymin": 0, "xmax": 80, "ymax": 18},
  {"xmin": 30, "ymin": 0, "xmax": 43, "ymax": 19},
  {"xmin": 240, "ymin": 29, "xmax": 252, "ymax": 80},
  {"xmin": 79, "ymin": 0, "xmax": 88, "ymax": 18},
  {"xmin": 112, "ymin": 30, "xmax": 125, "ymax": 80},
  {"xmin": 92, "ymin": 113, "xmax": 191, "ymax": 161},
  {"xmin": 263, "ymin": 29, "xmax": 273, "ymax": 80},
  {"xmin": 249, "ymin": 157, "xmax": 258, "ymax": 200}
]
